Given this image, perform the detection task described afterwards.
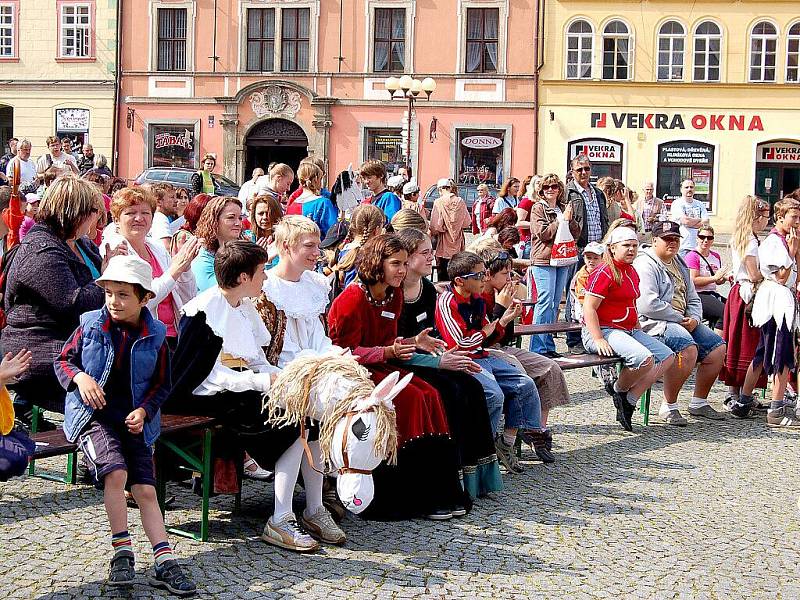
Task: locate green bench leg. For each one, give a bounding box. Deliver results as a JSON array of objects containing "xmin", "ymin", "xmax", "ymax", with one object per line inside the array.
[
  {"xmin": 640, "ymin": 388, "xmax": 651, "ymax": 426},
  {"xmin": 28, "ymin": 406, "xmax": 78, "ymax": 484}
]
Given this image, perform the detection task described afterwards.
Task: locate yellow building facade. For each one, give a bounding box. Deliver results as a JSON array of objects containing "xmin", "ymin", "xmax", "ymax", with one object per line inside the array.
[
  {"xmin": 0, "ymin": 0, "xmax": 117, "ymax": 162},
  {"xmin": 538, "ymin": 1, "xmax": 800, "ymax": 232}
]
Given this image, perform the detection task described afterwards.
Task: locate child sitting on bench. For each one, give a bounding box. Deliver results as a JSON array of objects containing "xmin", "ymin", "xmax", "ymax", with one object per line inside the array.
[{"xmin": 55, "ymin": 255, "xmax": 196, "ymax": 596}]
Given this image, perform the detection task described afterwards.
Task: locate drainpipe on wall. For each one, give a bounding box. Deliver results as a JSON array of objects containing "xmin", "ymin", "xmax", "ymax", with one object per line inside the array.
[
  {"xmin": 111, "ymin": 0, "xmax": 123, "ymax": 176},
  {"xmin": 532, "ymin": 0, "xmax": 543, "ymax": 173}
]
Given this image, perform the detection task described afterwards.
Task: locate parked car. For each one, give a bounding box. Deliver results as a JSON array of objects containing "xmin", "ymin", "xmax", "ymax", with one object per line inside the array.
[
  {"xmin": 133, "ymin": 167, "xmax": 240, "ymax": 197},
  {"xmin": 423, "ymin": 183, "xmax": 498, "ymax": 214}
]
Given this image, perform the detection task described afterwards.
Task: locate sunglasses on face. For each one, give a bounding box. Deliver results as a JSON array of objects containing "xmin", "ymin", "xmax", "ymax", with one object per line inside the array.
[
  {"xmin": 541, "ymin": 184, "xmax": 559, "ymax": 191},
  {"xmin": 460, "ymin": 271, "xmax": 488, "ymax": 281},
  {"xmin": 697, "ymin": 235, "xmax": 714, "ymax": 241},
  {"xmin": 574, "ymin": 167, "xmax": 591, "ymax": 173}
]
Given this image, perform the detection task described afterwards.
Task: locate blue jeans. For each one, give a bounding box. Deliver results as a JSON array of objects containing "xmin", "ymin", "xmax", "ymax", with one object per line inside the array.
[
  {"xmin": 472, "ymin": 355, "xmax": 542, "ymax": 433},
  {"xmin": 657, "ymin": 321, "xmax": 725, "ymax": 361},
  {"xmin": 529, "ymin": 265, "xmax": 571, "ymax": 354}
]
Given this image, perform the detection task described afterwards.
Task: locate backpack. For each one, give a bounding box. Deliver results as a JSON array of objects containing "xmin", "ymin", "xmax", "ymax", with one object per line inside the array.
[{"xmin": 0, "ymin": 243, "xmax": 22, "ymax": 330}]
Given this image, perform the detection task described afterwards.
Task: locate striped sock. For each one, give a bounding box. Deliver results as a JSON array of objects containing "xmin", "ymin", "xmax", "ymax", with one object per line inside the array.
[
  {"xmin": 152, "ymin": 541, "xmax": 174, "ymax": 568},
  {"xmin": 111, "ymin": 531, "xmax": 132, "ymax": 557}
]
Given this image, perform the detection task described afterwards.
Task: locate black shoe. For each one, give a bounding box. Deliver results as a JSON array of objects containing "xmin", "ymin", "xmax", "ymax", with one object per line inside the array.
[
  {"xmin": 108, "ymin": 551, "xmax": 135, "ymax": 587},
  {"xmin": 568, "ymin": 344, "xmax": 587, "ymax": 355},
  {"xmin": 425, "ymin": 509, "xmax": 454, "ymax": 521},
  {"xmin": 541, "ymin": 429, "xmax": 553, "ymax": 452},
  {"xmin": 621, "ymin": 397, "xmax": 636, "ymax": 431},
  {"xmin": 534, "ymin": 445, "xmax": 556, "ymax": 464},
  {"xmin": 519, "ymin": 429, "xmax": 556, "ymax": 463},
  {"xmin": 730, "ymin": 400, "xmax": 754, "ymax": 419},
  {"xmin": 450, "ymin": 505, "xmax": 467, "ymax": 517},
  {"xmin": 544, "ymin": 351, "xmax": 563, "ymax": 359},
  {"xmin": 149, "ymin": 559, "xmax": 197, "ymax": 596}
]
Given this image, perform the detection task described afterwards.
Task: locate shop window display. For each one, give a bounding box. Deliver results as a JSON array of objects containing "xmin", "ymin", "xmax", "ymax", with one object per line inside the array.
[
  {"xmin": 656, "ymin": 140, "xmax": 714, "ymax": 210},
  {"xmin": 457, "ymin": 131, "xmax": 504, "ymax": 186}
]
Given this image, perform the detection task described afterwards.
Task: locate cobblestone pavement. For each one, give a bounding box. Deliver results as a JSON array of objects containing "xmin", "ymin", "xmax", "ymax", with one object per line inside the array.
[{"xmin": 2, "ymin": 352, "xmax": 800, "ymax": 600}]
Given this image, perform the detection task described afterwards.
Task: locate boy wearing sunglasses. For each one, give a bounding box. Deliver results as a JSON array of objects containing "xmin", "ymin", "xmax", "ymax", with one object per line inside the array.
[{"xmin": 435, "ymin": 251, "xmax": 542, "ymax": 474}]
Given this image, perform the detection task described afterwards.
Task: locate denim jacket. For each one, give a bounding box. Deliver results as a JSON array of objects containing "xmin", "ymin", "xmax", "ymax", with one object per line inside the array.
[{"xmin": 57, "ymin": 307, "xmax": 168, "ymax": 446}]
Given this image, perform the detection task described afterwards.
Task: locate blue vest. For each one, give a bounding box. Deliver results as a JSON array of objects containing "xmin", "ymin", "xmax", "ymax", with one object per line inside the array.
[{"xmin": 63, "ymin": 307, "xmax": 167, "ymax": 446}]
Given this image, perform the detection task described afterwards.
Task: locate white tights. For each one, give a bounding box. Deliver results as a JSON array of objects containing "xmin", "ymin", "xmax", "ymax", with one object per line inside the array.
[{"xmin": 272, "ymin": 437, "xmax": 324, "ymax": 521}]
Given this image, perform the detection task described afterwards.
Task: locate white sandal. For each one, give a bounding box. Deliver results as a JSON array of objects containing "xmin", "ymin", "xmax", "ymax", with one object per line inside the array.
[{"xmin": 243, "ymin": 457, "xmax": 274, "ymax": 481}]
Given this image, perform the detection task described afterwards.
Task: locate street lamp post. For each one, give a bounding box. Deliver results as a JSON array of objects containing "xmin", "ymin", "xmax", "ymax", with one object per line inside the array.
[{"xmin": 384, "ymin": 75, "xmax": 436, "ymax": 177}]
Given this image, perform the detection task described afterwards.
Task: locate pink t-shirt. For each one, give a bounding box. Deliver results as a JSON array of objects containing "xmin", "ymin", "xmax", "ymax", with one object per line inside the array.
[
  {"xmin": 145, "ymin": 247, "xmax": 178, "ymax": 337},
  {"xmin": 684, "ymin": 249, "xmax": 721, "ymax": 293}
]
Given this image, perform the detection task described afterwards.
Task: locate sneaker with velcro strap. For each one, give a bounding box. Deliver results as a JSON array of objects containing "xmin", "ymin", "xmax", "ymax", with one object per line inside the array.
[
  {"xmin": 107, "ymin": 551, "xmax": 135, "ymax": 587},
  {"xmin": 766, "ymin": 405, "xmax": 800, "ymax": 430},
  {"xmin": 149, "ymin": 559, "xmax": 197, "ymax": 596},
  {"xmin": 495, "ymin": 435, "xmax": 523, "ymax": 474}
]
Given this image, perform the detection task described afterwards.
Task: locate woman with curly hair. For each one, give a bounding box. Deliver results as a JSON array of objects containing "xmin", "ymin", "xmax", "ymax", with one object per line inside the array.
[
  {"xmin": 328, "ymin": 234, "xmax": 470, "ymax": 520},
  {"xmin": 191, "ymin": 196, "xmax": 243, "ymax": 292},
  {"xmin": 492, "ymin": 177, "xmax": 521, "ymax": 214}
]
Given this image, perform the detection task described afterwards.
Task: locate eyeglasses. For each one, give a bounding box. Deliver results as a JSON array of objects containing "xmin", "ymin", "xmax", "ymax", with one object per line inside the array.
[
  {"xmin": 697, "ymin": 235, "xmax": 714, "ymax": 241},
  {"xmin": 460, "ymin": 271, "xmax": 488, "ymax": 281},
  {"xmin": 574, "ymin": 167, "xmax": 591, "ymax": 173},
  {"xmin": 541, "ymin": 184, "xmax": 560, "ymax": 191}
]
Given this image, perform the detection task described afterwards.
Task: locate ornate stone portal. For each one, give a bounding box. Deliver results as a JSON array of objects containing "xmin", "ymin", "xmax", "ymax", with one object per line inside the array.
[{"xmin": 249, "ymin": 85, "xmax": 302, "ymax": 119}]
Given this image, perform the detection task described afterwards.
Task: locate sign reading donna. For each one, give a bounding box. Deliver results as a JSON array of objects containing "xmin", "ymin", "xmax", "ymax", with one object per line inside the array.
[
  {"xmin": 591, "ymin": 112, "xmax": 764, "ymax": 132},
  {"xmin": 759, "ymin": 142, "xmax": 800, "ymax": 163},
  {"xmin": 154, "ymin": 128, "xmax": 194, "ymax": 150},
  {"xmin": 568, "ymin": 140, "xmax": 622, "ymax": 163},
  {"xmin": 461, "ymin": 135, "xmax": 502, "ymax": 149}
]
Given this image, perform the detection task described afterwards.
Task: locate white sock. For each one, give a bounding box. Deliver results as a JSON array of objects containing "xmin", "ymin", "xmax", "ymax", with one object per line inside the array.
[
  {"xmin": 626, "ymin": 391, "xmax": 639, "ymax": 406},
  {"xmin": 272, "ymin": 437, "xmax": 304, "ymax": 522},
  {"xmin": 301, "ymin": 440, "xmax": 324, "ymax": 516},
  {"xmin": 689, "ymin": 396, "xmax": 709, "ymax": 409},
  {"xmin": 659, "ymin": 402, "xmax": 679, "ymax": 415}
]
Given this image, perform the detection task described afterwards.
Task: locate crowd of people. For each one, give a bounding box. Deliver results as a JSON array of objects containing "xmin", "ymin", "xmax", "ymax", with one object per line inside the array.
[{"xmin": 1, "ymin": 140, "xmax": 799, "ymax": 597}]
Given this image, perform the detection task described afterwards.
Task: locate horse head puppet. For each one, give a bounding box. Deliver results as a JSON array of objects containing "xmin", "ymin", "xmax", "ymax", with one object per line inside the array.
[
  {"xmin": 329, "ymin": 165, "xmax": 362, "ymax": 214},
  {"xmin": 266, "ymin": 354, "xmax": 411, "ymax": 514}
]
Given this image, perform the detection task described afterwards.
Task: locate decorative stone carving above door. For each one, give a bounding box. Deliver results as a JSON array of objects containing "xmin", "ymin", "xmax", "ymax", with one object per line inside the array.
[{"xmin": 249, "ymin": 85, "xmax": 303, "ymax": 119}]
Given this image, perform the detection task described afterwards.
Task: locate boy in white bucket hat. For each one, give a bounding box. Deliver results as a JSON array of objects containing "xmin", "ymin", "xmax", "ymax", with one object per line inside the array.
[{"xmin": 55, "ymin": 254, "xmax": 196, "ymax": 596}]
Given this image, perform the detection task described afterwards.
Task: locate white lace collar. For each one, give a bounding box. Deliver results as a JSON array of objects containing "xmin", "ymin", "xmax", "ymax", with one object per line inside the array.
[
  {"xmin": 182, "ymin": 286, "xmax": 271, "ymax": 363},
  {"xmin": 263, "ymin": 270, "xmax": 329, "ymax": 320}
]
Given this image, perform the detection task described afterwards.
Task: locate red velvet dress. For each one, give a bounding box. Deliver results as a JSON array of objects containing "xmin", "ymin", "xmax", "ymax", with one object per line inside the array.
[{"xmin": 328, "ymin": 283, "xmax": 468, "ymax": 519}]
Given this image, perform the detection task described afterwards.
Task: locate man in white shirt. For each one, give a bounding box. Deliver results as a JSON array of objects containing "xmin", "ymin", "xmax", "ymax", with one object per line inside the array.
[
  {"xmin": 36, "ymin": 136, "xmax": 78, "ymax": 175},
  {"xmin": 5, "ymin": 139, "xmax": 37, "ymax": 186},
  {"xmin": 238, "ymin": 167, "xmax": 264, "ymax": 211},
  {"xmin": 148, "ymin": 183, "xmax": 178, "ymax": 251},
  {"xmin": 670, "ymin": 179, "xmax": 709, "ymax": 256}
]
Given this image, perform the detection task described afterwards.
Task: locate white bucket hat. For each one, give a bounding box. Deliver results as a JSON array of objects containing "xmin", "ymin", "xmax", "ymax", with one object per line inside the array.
[{"xmin": 96, "ymin": 255, "xmax": 155, "ymax": 295}]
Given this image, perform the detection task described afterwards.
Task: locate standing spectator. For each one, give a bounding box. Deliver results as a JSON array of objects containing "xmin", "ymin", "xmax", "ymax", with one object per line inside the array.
[
  {"xmin": 170, "ymin": 187, "xmax": 189, "ymax": 234},
  {"xmin": 670, "ymin": 179, "xmax": 709, "ymax": 256},
  {"xmin": 191, "ymin": 153, "xmax": 217, "ymax": 196},
  {"xmin": 60, "ymin": 138, "xmax": 76, "ymax": 160},
  {"xmin": 492, "ymin": 177, "xmax": 521, "ymax": 214},
  {"xmin": 359, "ymin": 160, "xmax": 401, "ymax": 221},
  {"xmin": 720, "ymin": 196, "xmax": 770, "ymax": 409},
  {"xmin": 634, "ymin": 221, "xmax": 727, "ymax": 425},
  {"xmin": 564, "ymin": 154, "xmax": 609, "ymax": 354},
  {"xmin": 285, "ymin": 162, "xmax": 338, "ymax": 237},
  {"xmin": 471, "ymin": 183, "xmax": 495, "ymax": 234},
  {"xmin": 238, "ymin": 167, "xmax": 265, "ymax": 207},
  {"xmin": 0, "ymin": 137, "xmax": 17, "ymax": 180},
  {"xmin": 245, "ymin": 194, "xmax": 282, "ymax": 269},
  {"xmin": 430, "ymin": 178, "xmax": 470, "ymax": 282},
  {"xmin": 685, "ymin": 226, "xmax": 729, "ymax": 333},
  {"xmin": 170, "ymin": 193, "xmax": 212, "ymax": 257},
  {"xmin": 191, "ymin": 196, "xmax": 243, "ymax": 292},
  {"xmin": 147, "ymin": 183, "xmax": 179, "ymax": 252},
  {"xmin": 6, "ymin": 139, "xmax": 36, "ymax": 189},
  {"xmin": 401, "ymin": 180, "xmax": 428, "ymax": 219},
  {"xmin": 18, "ymin": 193, "xmax": 40, "ymax": 241},
  {"xmin": 254, "ymin": 163, "xmax": 294, "ymax": 212},
  {"xmin": 582, "ymin": 227, "xmax": 675, "ymax": 431},
  {"xmin": 528, "ymin": 173, "xmax": 580, "ymax": 357},
  {"xmin": 636, "ymin": 181, "xmax": 666, "ymax": 239},
  {"xmin": 515, "ymin": 176, "xmax": 542, "ymax": 259},
  {"xmin": 1, "ymin": 177, "xmax": 109, "ymax": 423},
  {"xmin": 85, "ymin": 154, "xmax": 113, "ymax": 179},
  {"xmin": 77, "ymin": 144, "xmax": 95, "ymax": 175},
  {"xmin": 37, "ymin": 136, "xmax": 78, "ymax": 175}
]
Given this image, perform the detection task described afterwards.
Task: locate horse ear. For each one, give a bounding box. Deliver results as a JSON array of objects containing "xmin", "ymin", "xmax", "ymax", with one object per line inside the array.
[
  {"xmin": 371, "ymin": 372, "xmax": 400, "ymax": 401},
  {"xmin": 381, "ymin": 372, "xmax": 414, "ymax": 405}
]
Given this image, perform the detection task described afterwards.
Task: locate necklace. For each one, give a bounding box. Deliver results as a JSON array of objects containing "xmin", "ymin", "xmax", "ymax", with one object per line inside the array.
[
  {"xmin": 361, "ymin": 283, "xmax": 394, "ymax": 307},
  {"xmin": 404, "ymin": 280, "xmax": 423, "ymax": 304}
]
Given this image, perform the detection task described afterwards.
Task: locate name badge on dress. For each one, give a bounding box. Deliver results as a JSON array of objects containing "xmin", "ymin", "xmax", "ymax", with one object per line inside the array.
[
  {"xmin": 416, "ymin": 312, "xmax": 427, "ymax": 323},
  {"xmin": 381, "ymin": 310, "xmax": 395, "ymax": 319}
]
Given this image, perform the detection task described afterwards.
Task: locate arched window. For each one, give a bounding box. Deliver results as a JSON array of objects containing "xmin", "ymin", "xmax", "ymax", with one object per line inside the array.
[
  {"xmin": 786, "ymin": 23, "xmax": 800, "ymax": 83},
  {"xmin": 602, "ymin": 20, "xmax": 632, "ymax": 80},
  {"xmin": 657, "ymin": 20, "xmax": 685, "ymax": 81},
  {"xmin": 566, "ymin": 19, "xmax": 593, "ymax": 79},
  {"xmin": 749, "ymin": 21, "xmax": 778, "ymax": 82},
  {"xmin": 693, "ymin": 21, "xmax": 722, "ymax": 82}
]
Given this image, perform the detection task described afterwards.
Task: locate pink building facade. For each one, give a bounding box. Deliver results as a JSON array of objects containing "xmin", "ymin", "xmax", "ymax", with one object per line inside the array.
[{"xmin": 117, "ymin": 0, "xmax": 539, "ymax": 189}]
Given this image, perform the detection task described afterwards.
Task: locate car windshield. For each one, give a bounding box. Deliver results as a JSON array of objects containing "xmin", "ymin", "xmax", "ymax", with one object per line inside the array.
[{"xmin": 165, "ymin": 171, "xmax": 192, "ymax": 184}]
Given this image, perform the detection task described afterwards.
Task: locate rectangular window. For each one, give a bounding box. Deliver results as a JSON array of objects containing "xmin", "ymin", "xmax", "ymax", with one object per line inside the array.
[
  {"xmin": 789, "ymin": 37, "xmax": 800, "ymax": 83},
  {"xmin": 465, "ymin": 8, "xmax": 498, "ymax": 73},
  {"xmin": 150, "ymin": 124, "xmax": 196, "ymax": 169},
  {"xmin": 157, "ymin": 8, "xmax": 187, "ymax": 71},
  {"xmin": 373, "ymin": 8, "xmax": 405, "ymax": 72},
  {"xmin": 246, "ymin": 8, "xmax": 275, "ymax": 72},
  {"xmin": 693, "ymin": 38, "xmax": 720, "ymax": 82},
  {"xmin": 602, "ymin": 37, "xmax": 629, "ymax": 80},
  {"xmin": 365, "ymin": 128, "xmax": 404, "ymax": 174},
  {"xmin": 0, "ymin": 4, "xmax": 14, "ymax": 58},
  {"xmin": 60, "ymin": 3, "xmax": 91, "ymax": 58},
  {"xmin": 281, "ymin": 7, "xmax": 310, "ymax": 72}
]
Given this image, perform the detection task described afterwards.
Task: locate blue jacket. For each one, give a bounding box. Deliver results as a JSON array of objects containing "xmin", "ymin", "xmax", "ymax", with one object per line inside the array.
[
  {"xmin": 57, "ymin": 307, "xmax": 168, "ymax": 446},
  {"xmin": 372, "ymin": 190, "xmax": 402, "ymax": 221}
]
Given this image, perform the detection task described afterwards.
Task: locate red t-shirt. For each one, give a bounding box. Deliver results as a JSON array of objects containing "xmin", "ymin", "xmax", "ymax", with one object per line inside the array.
[
  {"xmin": 517, "ymin": 196, "xmax": 534, "ymax": 242},
  {"xmin": 584, "ymin": 260, "xmax": 640, "ymax": 330}
]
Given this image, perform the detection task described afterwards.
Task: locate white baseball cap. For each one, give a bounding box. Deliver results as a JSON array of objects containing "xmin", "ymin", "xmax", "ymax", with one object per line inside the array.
[
  {"xmin": 607, "ymin": 227, "xmax": 639, "ymax": 244},
  {"xmin": 583, "ymin": 242, "xmax": 605, "ymax": 256},
  {"xmin": 402, "ymin": 180, "xmax": 420, "ymax": 195},
  {"xmin": 387, "ymin": 175, "xmax": 404, "ymax": 188},
  {"xmin": 96, "ymin": 255, "xmax": 155, "ymax": 295},
  {"xmin": 437, "ymin": 177, "xmax": 453, "ymax": 189}
]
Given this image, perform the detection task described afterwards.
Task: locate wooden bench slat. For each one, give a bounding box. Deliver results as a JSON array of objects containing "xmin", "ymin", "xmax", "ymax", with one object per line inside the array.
[
  {"xmin": 160, "ymin": 414, "xmax": 217, "ymax": 434},
  {"xmin": 514, "ymin": 322, "xmax": 582, "ymax": 336},
  {"xmin": 554, "ymin": 354, "xmax": 622, "ymax": 371}
]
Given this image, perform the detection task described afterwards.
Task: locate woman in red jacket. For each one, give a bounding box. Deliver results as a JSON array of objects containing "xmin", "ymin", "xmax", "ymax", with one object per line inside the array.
[{"xmin": 327, "ymin": 234, "xmax": 470, "ymax": 521}]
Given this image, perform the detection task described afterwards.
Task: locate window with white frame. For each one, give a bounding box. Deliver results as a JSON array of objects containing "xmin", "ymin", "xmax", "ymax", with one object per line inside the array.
[
  {"xmin": 246, "ymin": 8, "xmax": 275, "ymax": 72},
  {"xmin": 749, "ymin": 21, "xmax": 777, "ymax": 83},
  {"xmin": 566, "ymin": 20, "xmax": 593, "ymax": 79},
  {"xmin": 602, "ymin": 20, "xmax": 632, "ymax": 80},
  {"xmin": 465, "ymin": 8, "xmax": 499, "ymax": 73},
  {"xmin": 281, "ymin": 7, "xmax": 310, "ymax": 72},
  {"xmin": 693, "ymin": 21, "xmax": 721, "ymax": 82},
  {"xmin": 657, "ymin": 21, "xmax": 685, "ymax": 81},
  {"xmin": 373, "ymin": 8, "xmax": 405, "ymax": 72},
  {"xmin": 157, "ymin": 8, "xmax": 187, "ymax": 71},
  {"xmin": 0, "ymin": 4, "xmax": 14, "ymax": 58},
  {"xmin": 788, "ymin": 23, "xmax": 800, "ymax": 83},
  {"xmin": 60, "ymin": 3, "xmax": 91, "ymax": 58}
]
